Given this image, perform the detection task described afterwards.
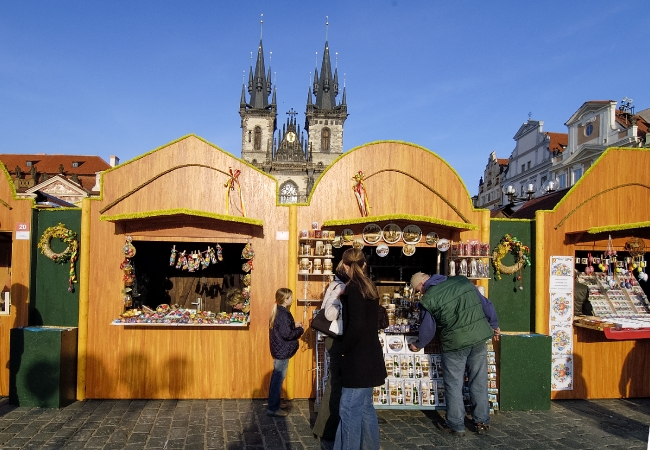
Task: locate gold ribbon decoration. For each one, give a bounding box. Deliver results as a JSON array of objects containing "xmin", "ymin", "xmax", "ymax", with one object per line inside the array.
[
  {"xmin": 353, "ymin": 171, "xmax": 371, "ymax": 217},
  {"xmin": 224, "ymin": 167, "xmax": 246, "ymax": 217}
]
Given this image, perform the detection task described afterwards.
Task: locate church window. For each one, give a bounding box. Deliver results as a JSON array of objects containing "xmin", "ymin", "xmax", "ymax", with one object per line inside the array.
[
  {"xmin": 279, "ymin": 181, "xmax": 299, "ymax": 204},
  {"xmin": 248, "ymin": 130, "xmax": 252, "ymax": 142},
  {"xmin": 321, "ymin": 128, "xmax": 331, "ymax": 152},
  {"xmin": 254, "ymin": 126, "xmax": 262, "ymax": 151}
]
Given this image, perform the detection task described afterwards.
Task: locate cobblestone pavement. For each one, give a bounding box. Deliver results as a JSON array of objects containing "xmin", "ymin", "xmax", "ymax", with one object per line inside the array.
[{"xmin": 0, "ymin": 397, "xmax": 648, "ymax": 449}]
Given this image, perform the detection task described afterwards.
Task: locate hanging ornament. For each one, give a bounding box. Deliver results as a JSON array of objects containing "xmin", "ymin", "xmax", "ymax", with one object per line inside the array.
[
  {"xmin": 169, "ymin": 245, "xmax": 177, "ymax": 266},
  {"xmin": 584, "ymin": 253, "xmax": 594, "ymax": 275},
  {"xmin": 352, "ymin": 171, "xmax": 371, "ymax": 217},
  {"xmin": 216, "ymin": 244, "xmax": 223, "ymax": 262},
  {"xmin": 242, "ymin": 259, "xmax": 253, "ymax": 273},
  {"xmin": 208, "ymin": 246, "xmax": 217, "ymax": 264},
  {"xmin": 241, "ymin": 242, "xmax": 255, "ymax": 259}
]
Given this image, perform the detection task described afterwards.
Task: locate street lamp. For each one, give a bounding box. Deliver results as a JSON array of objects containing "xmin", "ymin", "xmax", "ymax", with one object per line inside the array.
[{"xmin": 503, "ymin": 183, "xmax": 536, "ymax": 204}]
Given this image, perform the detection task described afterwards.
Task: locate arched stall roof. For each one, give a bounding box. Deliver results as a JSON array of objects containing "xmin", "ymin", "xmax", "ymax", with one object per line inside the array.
[
  {"xmin": 0, "ymin": 164, "xmax": 33, "ymax": 396},
  {"xmin": 304, "ymin": 141, "xmax": 486, "ymax": 239},
  {"xmin": 535, "ymin": 147, "xmax": 650, "ymax": 400},
  {"xmin": 84, "ymin": 135, "xmax": 296, "ymax": 399}
]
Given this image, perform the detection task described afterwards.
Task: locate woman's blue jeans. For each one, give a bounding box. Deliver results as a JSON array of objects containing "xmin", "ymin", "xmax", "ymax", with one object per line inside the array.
[
  {"xmin": 441, "ymin": 341, "xmax": 489, "ymax": 432},
  {"xmin": 267, "ymin": 358, "xmax": 289, "ymax": 414},
  {"xmin": 334, "ymin": 386, "xmax": 380, "ymax": 450}
]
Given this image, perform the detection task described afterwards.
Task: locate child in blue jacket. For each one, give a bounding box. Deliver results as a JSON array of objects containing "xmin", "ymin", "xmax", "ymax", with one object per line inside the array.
[{"xmin": 267, "ymin": 287, "xmax": 304, "ymax": 417}]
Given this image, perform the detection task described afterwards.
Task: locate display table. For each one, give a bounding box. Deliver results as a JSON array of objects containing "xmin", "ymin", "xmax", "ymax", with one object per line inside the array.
[
  {"xmin": 498, "ymin": 333, "xmax": 551, "ymax": 410},
  {"xmin": 9, "ymin": 326, "xmax": 78, "ymax": 408}
]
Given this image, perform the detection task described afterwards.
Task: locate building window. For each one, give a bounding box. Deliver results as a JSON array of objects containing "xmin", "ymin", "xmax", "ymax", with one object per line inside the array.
[
  {"xmin": 585, "ymin": 124, "xmax": 593, "ymax": 136},
  {"xmin": 26, "ymin": 161, "xmax": 32, "ymax": 167},
  {"xmin": 572, "ymin": 168, "xmax": 583, "ymax": 184},
  {"xmin": 321, "ymin": 128, "xmax": 331, "ymax": 152},
  {"xmin": 558, "ymin": 173, "xmax": 567, "ymax": 188},
  {"xmin": 72, "ymin": 162, "xmax": 79, "ymax": 168},
  {"xmin": 254, "ymin": 126, "xmax": 262, "ymax": 151},
  {"xmin": 279, "ymin": 181, "xmax": 299, "ymax": 204},
  {"xmin": 527, "ymin": 161, "xmax": 531, "ymax": 169},
  {"xmin": 521, "ymin": 164, "xmax": 525, "ymax": 173},
  {"xmin": 541, "ymin": 176, "xmax": 547, "ymax": 185}
]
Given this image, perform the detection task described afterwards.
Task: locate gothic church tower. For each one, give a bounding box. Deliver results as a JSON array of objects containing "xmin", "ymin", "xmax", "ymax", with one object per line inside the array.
[{"xmin": 240, "ymin": 22, "xmax": 347, "ymax": 203}]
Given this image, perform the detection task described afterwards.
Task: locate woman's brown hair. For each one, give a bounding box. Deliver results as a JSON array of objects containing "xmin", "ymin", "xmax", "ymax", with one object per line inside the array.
[{"xmin": 341, "ymin": 248, "xmax": 378, "ymax": 300}]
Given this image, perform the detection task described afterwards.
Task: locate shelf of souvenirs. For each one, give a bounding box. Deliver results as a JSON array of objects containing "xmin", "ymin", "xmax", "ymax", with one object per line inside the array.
[
  {"xmin": 574, "ymin": 315, "xmax": 650, "ymax": 339},
  {"xmin": 112, "ymin": 305, "xmax": 250, "ymax": 327}
]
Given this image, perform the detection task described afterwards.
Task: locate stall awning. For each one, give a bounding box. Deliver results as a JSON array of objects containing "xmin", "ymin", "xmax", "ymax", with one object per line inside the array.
[
  {"xmin": 565, "ymin": 221, "xmax": 650, "ymax": 244},
  {"xmin": 100, "ymin": 208, "xmax": 263, "ymax": 227},
  {"xmin": 323, "ymin": 214, "xmax": 478, "ymax": 231}
]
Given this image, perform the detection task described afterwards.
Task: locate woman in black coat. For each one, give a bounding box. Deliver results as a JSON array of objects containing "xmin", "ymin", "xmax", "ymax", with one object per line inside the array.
[{"xmin": 330, "ymin": 248, "xmax": 387, "ymax": 450}]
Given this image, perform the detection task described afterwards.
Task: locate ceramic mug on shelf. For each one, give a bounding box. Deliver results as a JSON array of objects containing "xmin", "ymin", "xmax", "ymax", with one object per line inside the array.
[
  {"xmin": 299, "ymin": 258, "xmax": 312, "ymax": 274},
  {"xmin": 323, "ymin": 258, "xmax": 333, "ymax": 274},
  {"xmin": 303, "ymin": 244, "xmax": 311, "ymax": 256},
  {"xmin": 300, "ymin": 230, "xmax": 309, "ymax": 239},
  {"xmin": 324, "ymin": 243, "xmax": 333, "ymax": 256},
  {"xmin": 315, "ymin": 241, "xmax": 324, "ymax": 256},
  {"xmin": 313, "ymin": 258, "xmax": 322, "ymax": 274}
]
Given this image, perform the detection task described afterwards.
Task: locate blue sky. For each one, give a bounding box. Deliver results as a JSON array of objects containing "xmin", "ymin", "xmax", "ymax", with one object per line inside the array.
[{"xmin": 1, "ymin": 1, "xmax": 648, "ymax": 196}]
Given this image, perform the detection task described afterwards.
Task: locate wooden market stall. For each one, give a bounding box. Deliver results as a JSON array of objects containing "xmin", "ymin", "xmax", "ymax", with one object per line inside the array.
[
  {"xmin": 0, "ymin": 165, "xmax": 32, "ymax": 396},
  {"xmin": 83, "ymin": 135, "xmax": 295, "ymax": 399},
  {"xmin": 534, "ymin": 147, "xmax": 650, "ymax": 399},
  {"xmin": 297, "ymin": 141, "xmax": 494, "ymax": 405}
]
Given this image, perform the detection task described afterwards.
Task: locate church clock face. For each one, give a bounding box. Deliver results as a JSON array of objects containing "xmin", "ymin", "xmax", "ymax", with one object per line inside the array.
[
  {"xmin": 280, "ymin": 182, "xmax": 299, "ymax": 204},
  {"xmin": 286, "ymin": 131, "xmax": 296, "ymax": 143}
]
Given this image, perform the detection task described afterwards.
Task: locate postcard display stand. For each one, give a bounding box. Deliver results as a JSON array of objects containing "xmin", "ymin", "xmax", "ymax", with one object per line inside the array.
[{"xmin": 308, "ymin": 226, "xmax": 498, "ymax": 413}]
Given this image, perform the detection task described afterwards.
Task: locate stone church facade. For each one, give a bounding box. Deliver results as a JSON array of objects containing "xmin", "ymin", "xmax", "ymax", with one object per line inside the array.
[{"xmin": 239, "ymin": 33, "xmax": 347, "ymax": 203}]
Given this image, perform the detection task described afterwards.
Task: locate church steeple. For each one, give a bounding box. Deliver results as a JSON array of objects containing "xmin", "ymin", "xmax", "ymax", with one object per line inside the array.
[
  {"xmin": 312, "ymin": 42, "xmax": 337, "ymax": 110},
  {"xmin": 248, "ymin": 39, "xmax": 272, "ymax": 109}
]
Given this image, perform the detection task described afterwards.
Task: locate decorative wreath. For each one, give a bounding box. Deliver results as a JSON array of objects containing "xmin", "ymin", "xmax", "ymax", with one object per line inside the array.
[
  {"xmin": 492, "ymin": 234, "xmax": 530, "ymax": 280},
  {"xmin": 38, "ymin": 222, "xmax": 78, "ymax": 292}
]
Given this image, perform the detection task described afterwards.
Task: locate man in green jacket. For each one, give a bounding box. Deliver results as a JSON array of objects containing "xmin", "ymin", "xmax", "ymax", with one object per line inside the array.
[{"xmin": 409, "ymin": 273, "xmax": 500, "ymax": 437}]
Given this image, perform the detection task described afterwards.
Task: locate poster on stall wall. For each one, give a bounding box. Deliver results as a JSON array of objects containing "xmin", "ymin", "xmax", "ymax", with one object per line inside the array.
[{"xmin": 549, "ymin": 256, "xmax": 574, "ymax": 391}]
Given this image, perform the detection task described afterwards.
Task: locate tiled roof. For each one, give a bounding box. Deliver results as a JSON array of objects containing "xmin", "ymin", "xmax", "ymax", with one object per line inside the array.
[
  {"xmin": 509, "ymin": 188, "xmax": 571, "ymax": 219},
  {"xmin": 0, "ymin": 154, "xmax": 110, "ymax": 194},
  {"xmin": 545, "ymin": 132, "xmax": 568, "ymax": 153},
  {"xmin": 615, "ymin": 110, "xmax": 649, "ymax": 136}
]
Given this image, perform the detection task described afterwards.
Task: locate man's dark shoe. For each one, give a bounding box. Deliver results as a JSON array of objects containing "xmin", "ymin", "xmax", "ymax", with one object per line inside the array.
[
  {"xmin": 267, "ymin": 409, "xmax": 289, "ymax": 417},
  {"xmin": 475, "ymin": 422, "xmax": 490, "ymax": 435},
  {"xmin": 436, "ymin": 422, "xmax": 465, "ymax": 437},
  {"xmin": 280, "ymin": 400, "xmax": 290, "ymax": 409}
]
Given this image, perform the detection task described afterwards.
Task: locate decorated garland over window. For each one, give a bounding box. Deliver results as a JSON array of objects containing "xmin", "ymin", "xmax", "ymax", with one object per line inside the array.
[
  {"xmin": 37, "ymin": 222, "xmax": 78, "ymax": 292},
  {"xmin": 492, "ymin": 234, "xmax": 530, "ymax": 281}
]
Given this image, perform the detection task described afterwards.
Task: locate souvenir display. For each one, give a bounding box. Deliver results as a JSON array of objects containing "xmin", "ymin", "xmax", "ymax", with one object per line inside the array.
[
  {"xmin": 120, "ymin": 236, "xmax": 136, "ymax": 308},
  {"xmin": 169, "ymin": 244, "xmax": 223, "ymax": 271},
  {"xmin": 383, "ymin": 224, "xmax": 402, "ymax": 244},
  {"xmin": 37, "ymin": 222, "xmax": 79, "ymax": 293},
  {"xmin": 352, "ymin": 238, "xmax": 364, "ymax": 250},
  {"xmin": 436, "ymin": 238, "xmax": 450, "ymax": 252},
  {"xmin": 402, "ymin": 244, "xmax": 416, "ymax": 257},
  {"xmin": 114, "ymin": 304, "xmax": 249, "ymax": 325},
  {"xmin": 376, "ymin": 244, "xmax": 389, "ymax": 258},
  {"xmin": 342, "ymin": 229, "xmax": 354, "ymax": 242},
  {"xmin": 241, "ymin": 242, "xmax": 255, "ymax": 259},
  {"xmin": 402, "ymin": 225, "xmax": 422, "ymax": 244},
  {"xmin": 425, "ymin": 232, "xmax": 439, "ymax": 246},
  {"xmin": 363, "ymin": 223, "xmax": 382, "ymax": 244}
]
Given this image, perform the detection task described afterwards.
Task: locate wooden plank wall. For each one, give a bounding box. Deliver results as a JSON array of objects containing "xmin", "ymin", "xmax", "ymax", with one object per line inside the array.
[
  {"xmin": 0, "ymin": 167, "xmax": 32, "ymax": 396},
  {"xmin": 85, "ymin": 136, "xmax": 292, "ymax": 399},
  {"xmin": 538, "ymin": 148, "xmax": 650, "ymax": 399}
]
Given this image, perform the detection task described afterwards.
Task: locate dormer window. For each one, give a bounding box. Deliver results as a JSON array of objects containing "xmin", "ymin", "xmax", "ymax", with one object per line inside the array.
[
  {"xmin": 72, "ymin": 161, "xmax": 80, "ymax": 168},
  {"xmin": 26, "ymin": 161, "xmax": 33, "ymax": 167}
]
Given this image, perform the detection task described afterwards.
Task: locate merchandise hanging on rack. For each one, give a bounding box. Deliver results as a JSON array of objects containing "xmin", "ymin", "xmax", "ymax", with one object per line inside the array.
[
  {"xmin": 38, "ymin": 222, "xmax": 79, "ymax": 293},
  {"xmin": 121, "ymin": 236, "xmax": 136, "ymax": 308},
  {"xmin": 168, "ymin": 245, "xmax": 222, "ymax": 271}
]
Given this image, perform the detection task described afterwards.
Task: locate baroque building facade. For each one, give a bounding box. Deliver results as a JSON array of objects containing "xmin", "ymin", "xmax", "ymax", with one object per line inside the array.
[{"xmin": 239, "ymin": 34, "xmax": 347, "ymax": 203}]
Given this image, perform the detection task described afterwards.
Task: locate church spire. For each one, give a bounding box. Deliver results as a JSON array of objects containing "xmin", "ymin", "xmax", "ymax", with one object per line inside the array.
[{"xmin": 247, "ymin": 15, "xmax": 271, "ymax": 109}]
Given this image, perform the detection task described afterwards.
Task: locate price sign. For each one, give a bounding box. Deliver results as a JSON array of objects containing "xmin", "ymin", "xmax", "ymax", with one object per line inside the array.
[{"xmin": 15, "ymin": 222, "xmax": 30, "ymax": 240}]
